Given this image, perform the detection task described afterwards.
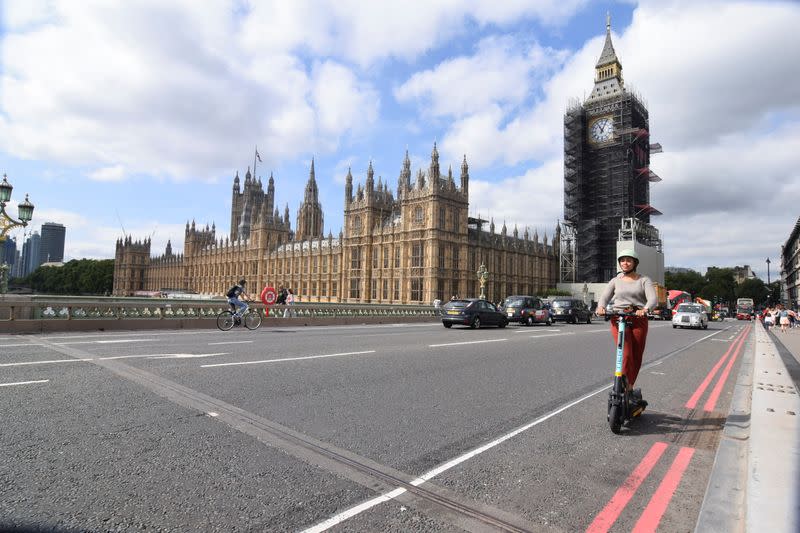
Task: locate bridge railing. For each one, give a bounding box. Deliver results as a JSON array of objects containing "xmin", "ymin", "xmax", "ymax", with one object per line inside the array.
[{"xmin": 0, "ymin": 296, "xmax": 438, "ymax": 322}]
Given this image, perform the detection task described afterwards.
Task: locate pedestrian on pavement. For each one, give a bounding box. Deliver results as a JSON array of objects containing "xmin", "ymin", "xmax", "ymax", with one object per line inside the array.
[
  {"xmin": 283, "ymin": 288, "xmax": 295, "ymax": 318},
  {"xmin": 778, "ymin": 304, "xmax": 790, "ymax": 333}
]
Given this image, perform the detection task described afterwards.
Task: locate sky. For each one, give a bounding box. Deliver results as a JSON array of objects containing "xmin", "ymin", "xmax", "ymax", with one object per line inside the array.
[{"xmin": 1, "ymin": 0, "xmax": 799, "ymax": 281}]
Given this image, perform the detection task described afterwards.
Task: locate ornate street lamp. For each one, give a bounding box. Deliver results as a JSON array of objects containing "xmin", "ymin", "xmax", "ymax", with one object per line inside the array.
[
  {"xmin": 477, "ymin": 263, "xmax": 489, "ymax": 300},
  {"xmin": 0, "ymin": 173, "xmax": 35, "ymax": 293}
]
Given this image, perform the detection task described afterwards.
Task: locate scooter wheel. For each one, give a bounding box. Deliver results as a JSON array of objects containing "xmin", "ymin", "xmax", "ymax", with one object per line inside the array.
[{"xmin": 609, "ymin": 405, "xmax": 622, "ymax": 434}]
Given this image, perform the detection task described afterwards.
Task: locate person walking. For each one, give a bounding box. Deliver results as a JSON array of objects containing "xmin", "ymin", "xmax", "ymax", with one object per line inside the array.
[
  {"xmin": 778, "ymin": 304, "xmax": 790, "ymax": 333},
  {"xmin": 283, "ymin": 288, "xmax": 295, "ymax": 318}
]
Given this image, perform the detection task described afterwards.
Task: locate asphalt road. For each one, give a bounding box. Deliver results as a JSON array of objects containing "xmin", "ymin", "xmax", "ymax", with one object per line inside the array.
[{"xmin": 0, "ymin": 318, "xmax": 750, "ymax": 532}]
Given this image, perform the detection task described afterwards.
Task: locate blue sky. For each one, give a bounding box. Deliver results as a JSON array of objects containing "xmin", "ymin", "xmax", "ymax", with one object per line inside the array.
[{"xmin": 1, "ymin": 0, "xmax": 799, "ymax": 280}]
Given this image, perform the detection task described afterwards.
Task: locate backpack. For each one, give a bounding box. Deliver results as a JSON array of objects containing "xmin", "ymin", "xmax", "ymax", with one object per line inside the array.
[
  {"xmin": 276, "ymin": 289, "xmax": 287, "ymax": 305},
  {"xmin": 226, "ymin": 285, "xmax": 239, "ymax": 298}
]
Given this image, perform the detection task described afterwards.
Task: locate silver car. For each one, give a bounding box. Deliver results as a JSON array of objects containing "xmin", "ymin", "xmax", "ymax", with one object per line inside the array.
[{"xmin": 672, "ymin": 303, "xmax": 708, "ymax": 329}]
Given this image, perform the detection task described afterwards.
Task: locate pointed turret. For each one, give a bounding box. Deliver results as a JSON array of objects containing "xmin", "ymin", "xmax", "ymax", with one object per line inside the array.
[
  {"xmin": 366, "ymin": 161, "xmax": 374, "ymax": 192},
  {"xmin": 460, "ymin": 155, "xmax": 469, "ymax": 195},
  {"xmin": 399, "ymin": 149, "xmax": 412, "ymax": 195},
  {"xmin": 233, "ymin": 171, "xmax": 240, "ymax": 192},
  {"xmin": 345, "ymin": 167, "xmax": 353, "ymax": 205},
  {"xmin": 429, "ymin": 142, "xmax": 440, "ymax": 182}
]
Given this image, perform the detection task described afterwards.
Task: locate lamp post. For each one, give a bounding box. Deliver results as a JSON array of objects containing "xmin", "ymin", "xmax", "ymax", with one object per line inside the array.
[
  {"xmin": 766, "ymin": 257, "xmax": 771, "ymax": 285},
  {"xmin": 0, "ymin": 173, "xmax": 35, "ymax": 294},
  {"xmin": 477, "ymin": 263, "xmax": 489, "ymax": 300}
]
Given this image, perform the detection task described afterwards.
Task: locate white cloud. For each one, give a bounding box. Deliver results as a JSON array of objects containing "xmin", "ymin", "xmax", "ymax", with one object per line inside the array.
[
  {"xmin": 88, "ymin": 165, "xmax": 126, "ymax": 182},
  {"xmin": 0, "ymin": 1, "xmax": 379, "ymax": 182}
]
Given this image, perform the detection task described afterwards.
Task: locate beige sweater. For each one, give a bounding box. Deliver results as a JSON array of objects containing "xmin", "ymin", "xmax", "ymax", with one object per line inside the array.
[{"xmin": 597, "ymin": 274, "xmax": 658, "ymax": 311}]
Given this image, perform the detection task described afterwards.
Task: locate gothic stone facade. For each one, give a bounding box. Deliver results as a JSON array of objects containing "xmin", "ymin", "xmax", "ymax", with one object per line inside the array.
[{"xmin": 113, "ymin": 145, "xmax": 560, "ymax": 304}]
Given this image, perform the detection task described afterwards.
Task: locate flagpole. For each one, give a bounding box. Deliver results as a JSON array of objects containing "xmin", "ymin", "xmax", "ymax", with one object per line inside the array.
[{"xmin": 253, "ymin": 146, "xmax": 257, "ymax": 180}]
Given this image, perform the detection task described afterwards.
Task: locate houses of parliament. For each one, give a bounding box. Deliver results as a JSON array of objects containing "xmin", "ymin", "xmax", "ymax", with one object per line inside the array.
[{"xmin": 113, "ymin": 144, "xmax": 560, "ymax": 304}]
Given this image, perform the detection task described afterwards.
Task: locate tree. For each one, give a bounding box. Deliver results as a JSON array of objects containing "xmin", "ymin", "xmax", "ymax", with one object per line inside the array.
[
  {"xmin": 701, "ymin": 267, "xmax": 737, "ymax": 308},
  {"xmin": 21, "ymin": 259, "xmax": 114, "ymax": 295},
  {"xmin": 735, "ymin": 278, "xmax": 769, "ymax": 306},
  {"xmin": 665, "ymin": 269, "xmax": 705, "ymax": 297}
]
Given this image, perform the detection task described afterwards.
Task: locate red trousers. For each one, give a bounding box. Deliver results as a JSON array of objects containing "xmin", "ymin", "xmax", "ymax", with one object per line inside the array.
[{"xmin": 609, "ymin": 316, "xmax": 649, "ymax": 387}]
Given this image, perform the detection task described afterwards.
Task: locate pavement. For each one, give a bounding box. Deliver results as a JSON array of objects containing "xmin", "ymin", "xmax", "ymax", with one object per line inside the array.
[{"xmin": 695, "ymin": 320, "xmax": 800, "ymax": 532}]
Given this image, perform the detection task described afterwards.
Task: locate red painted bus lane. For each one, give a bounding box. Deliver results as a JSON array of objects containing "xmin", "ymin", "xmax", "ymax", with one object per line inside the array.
[
  {"xmin": 703, "ymin": 325, "xmax": 750, "ymax": 411},
  {"xmin": 685, "ymin": 326, "xmax": 750, "ymax": 410},
  {"xmin": 586, "ymin": 442, "xmax": 668, "ymax": 533},
  {"xmin": 632, "ymin": 447, "xmax": 696, "ymax": 533}
]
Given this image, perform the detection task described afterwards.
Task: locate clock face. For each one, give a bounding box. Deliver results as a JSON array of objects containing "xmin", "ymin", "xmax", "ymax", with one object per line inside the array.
[{"xmin": 589, "ymin": 117, "xmax": 614, "ymax": 143}]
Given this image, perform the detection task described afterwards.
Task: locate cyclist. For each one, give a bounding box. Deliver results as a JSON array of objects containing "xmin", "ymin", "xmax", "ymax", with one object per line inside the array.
[
  {"xmin": 596, "ymin": 249, "xmax": 657, "ymax": 416},
  {"xmin": 226, "ymin": 279, "xmax": 251, "ymax": 325}
]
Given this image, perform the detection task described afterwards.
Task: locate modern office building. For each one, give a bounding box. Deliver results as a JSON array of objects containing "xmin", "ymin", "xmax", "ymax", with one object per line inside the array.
[
  {"xmin": 562, "ymin": 16, "xmax": 663, "ymax": 283},
  {"xmin": 39, "ymin": 222, "xmax": 66, "ymax": 265},
  {"xmin": 21, "ymin": 231, "xmax": 40, "ymax": 276}
]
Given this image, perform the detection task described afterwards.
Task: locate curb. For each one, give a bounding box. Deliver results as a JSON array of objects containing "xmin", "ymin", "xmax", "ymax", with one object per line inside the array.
[
  {"xmin": 695, "ymin": 322, "xmax": 800, "ymax": 532},
  {"xmin": 694, "ymin": 324, "xmax": 753, "ymax": 533}
]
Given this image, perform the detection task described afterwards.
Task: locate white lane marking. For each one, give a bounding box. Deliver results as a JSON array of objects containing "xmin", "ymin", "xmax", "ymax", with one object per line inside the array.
[
  {"xmin": 148, "ymin": 353, "xmax": 226, "ymax": 359},
  {"xmin": 55, "ymin": 339, "xmax": 156, "ymax": 345},
  {"xmin": 529, "ymin": 333, "xmax": 575, "ymax": 339},
  {"xmin": 304, "ymin": 323, "xmax": 725, "ymax": 532},
  {"xmin": 650, "ymin": 372, "xmax": 666, "ymax": 375},
  {"xmin": 208, "ymin": 340, "xmax": 253, "ymax": 346},
  {"xmin": 0, "ymin": 343, "xmax": 46, "ymax": 348},
  {"xmin": 98, "ymin": 353, "xmax": 227, "ymax": 360},
  {"xmin": 201, "ymin": 350, "xmax": 376, "ymax": 368},
  {"xmin": 0, "ymin": 359, "xmax": 93, "ymax": 367},
  {"xmin": 428, "ymin": 339, "xmax": 507, "ymax": 348},
  {"xmin": 302, "ymin": 384, "xmax": 608, "ymax": 533},
  {"xmin": 712, "ymin": 339, "xmax": 730, "ymax": 342},
  {"xmin": 0, "ymin": 379, "xmax": 50, "ymax": 387}
]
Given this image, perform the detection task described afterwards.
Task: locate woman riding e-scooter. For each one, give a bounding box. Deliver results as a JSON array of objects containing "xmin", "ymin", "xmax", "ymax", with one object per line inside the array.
[{"xmin": 595, "ymin": 249, "xmax": 658, "ymax": 416}]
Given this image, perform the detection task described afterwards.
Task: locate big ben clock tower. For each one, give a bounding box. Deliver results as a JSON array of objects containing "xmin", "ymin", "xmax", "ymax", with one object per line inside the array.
[{"xmin": 563, "ymin": 15, "xmax": 660, "ymax": 283}]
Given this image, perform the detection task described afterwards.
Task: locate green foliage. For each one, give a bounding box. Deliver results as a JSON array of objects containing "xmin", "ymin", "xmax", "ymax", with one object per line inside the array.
[
  {"xmin": 19, "ymin": 259, "xmax": 114, "ymax": 295},
  {"xmin": 665, "ymin": 267, "xmax": 777, "ymax": 308},
  {"xmin": 664, "ymin": 269, "xmax": 705, "ymax": 297},
  {"xmin": 735, "ymin": 278, "xmax": 769, "ymax": 305}
]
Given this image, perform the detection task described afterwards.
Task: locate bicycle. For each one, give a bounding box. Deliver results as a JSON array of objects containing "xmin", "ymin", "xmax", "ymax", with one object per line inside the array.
[
  {"xmin": 216, "ymin": 301, "xmax": 262, "ymax": 331},
  {"xmin": 605, "ymin": 308, "xmax": 642, "ymax": 434}
]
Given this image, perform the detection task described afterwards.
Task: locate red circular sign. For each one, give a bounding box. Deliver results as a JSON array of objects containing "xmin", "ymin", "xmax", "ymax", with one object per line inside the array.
[{"xmin": 261, "ymin": 286, "xmax": 277, "ymax": 306}]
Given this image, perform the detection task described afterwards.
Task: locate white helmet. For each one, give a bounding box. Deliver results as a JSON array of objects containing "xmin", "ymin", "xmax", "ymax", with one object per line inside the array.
[{"xmin": 617, "ymin": 249, "xmax": 640, "ymax": 264}]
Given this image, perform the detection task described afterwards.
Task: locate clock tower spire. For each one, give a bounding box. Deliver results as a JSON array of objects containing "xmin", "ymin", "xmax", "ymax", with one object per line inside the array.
[{"xmin": 588, "ymin": 12, "xmax": 624, "ymax": 102}]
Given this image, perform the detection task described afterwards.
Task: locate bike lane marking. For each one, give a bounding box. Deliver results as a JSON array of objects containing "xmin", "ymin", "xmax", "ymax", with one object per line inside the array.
[
  {"xmin": 585, "ymin": 442, "xmax": 669, "ymax": 533},
  {"xmin": 428, "ymin": 339, "xmax": 507, "ymax": 347},
  {"xmin": 631, "ymin": 446, "xmax": 696, "ymax": 533},
  {"xmin": 0, "ymin": 379, "xmax": 50, "ymax": 387},
  {"xmin": 685, "ymin": 326, "xmax": 749, "ymax": 409},
  {"xmin": 201, "ymin": 350, "xmax": 377, "ymax": 368},
  {"xmin": 703, "ymin": 325, "xmax": 750, "ymax": 411}
]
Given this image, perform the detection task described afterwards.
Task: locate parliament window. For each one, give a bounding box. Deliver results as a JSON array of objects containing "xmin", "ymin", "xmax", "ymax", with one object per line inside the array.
[
  {"xmin": 413, "ymin": 207, "xmax": 424, "ymax": 225},
  {"xmin": 383, "ymin": 247, "xmax": 389, "ymax": 268},
  {"xmin": 411, "ymin": 242, "xmax": 424, "ymax": 268},
  {"xmin": 382, "ymin": 279, "xmax": 388, "ymax": 300},
  {"xmin": 371, "ymin": 279, "xmax": 378, "ymax": 300},
  {"xmin": 410, "ymin": 278, "xmax": 423, "ymax": 301},
  {"xmin": 393, "ymin": 279, "xmax": 400, "ymax": 300},
  {"xmin": 394, "ymin": 247, "xmax": 401, "ymax": 268},
  {"xmin": 372, "ymin": 247, "xmax": 379, "ymax": 269},
  {"xmin": 353, "ymin": 216, "xmax": 362, "ymax": 235},
  {"xmin": 349, "ymin": 278, "xmax": 360, "ymax": 299},
  {"xmin": 439, "ymin": 207, "xmax": 446, "ymax": 230},
  {"xmin": 438, "ymin": 244, "xmax": 445, "ymax": 269},
  {"xmin": 351, "ymin": 248, "xmax": 362, "ymax": 270}
]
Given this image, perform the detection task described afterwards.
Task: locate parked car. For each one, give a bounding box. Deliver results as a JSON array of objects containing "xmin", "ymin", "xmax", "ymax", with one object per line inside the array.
[
  {"xmin": 549, "ymin": 298, "xmax": 592, "ymax": 324},
  {"xmin": 442, "ymin": 299, "xmax": 508, "ymax": 329},
  {"xmin": 501, "ymin": 295, "xmax": 553, "ymax": 326},
  {"xmin": 671, "ymin": 303, "xmax": 708, "ymax": 329}
]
